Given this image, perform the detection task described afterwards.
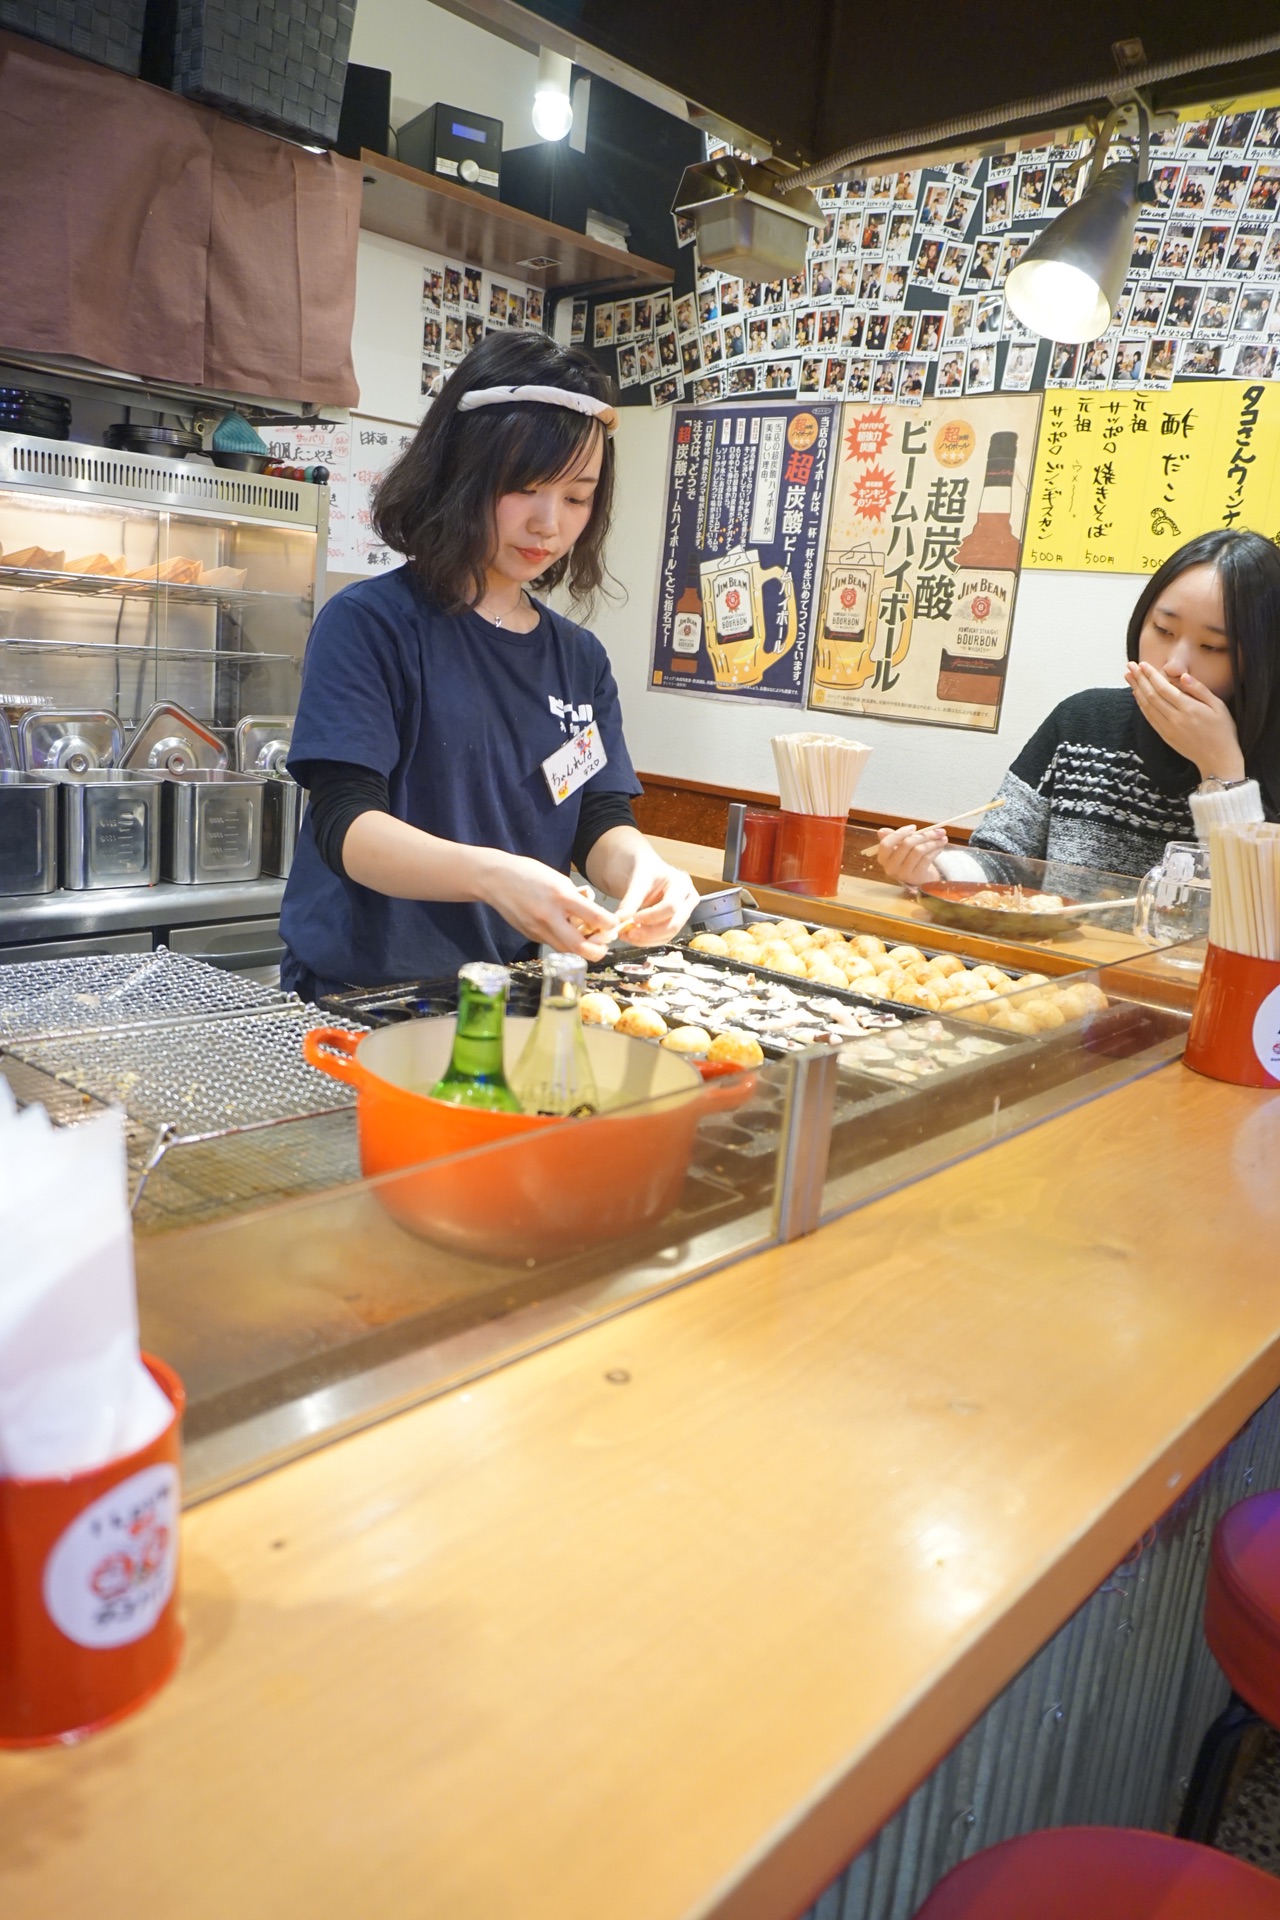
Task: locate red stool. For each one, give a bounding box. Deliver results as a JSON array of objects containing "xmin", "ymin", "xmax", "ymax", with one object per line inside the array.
[
  {"xmin": 1177, "ymin": 1490, "xmax": 1280, "ymax": 1843},
  {"xmin": 914, "ymin": 1827, "xmax": 1280, "ymax": 1917}
]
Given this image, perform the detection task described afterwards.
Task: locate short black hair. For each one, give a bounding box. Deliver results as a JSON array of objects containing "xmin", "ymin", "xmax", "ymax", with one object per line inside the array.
[
  {"xmin": 1126, "ymin": 528, "xmax": 1280, "ymax": 814},
  {"xmin": 372, "ymin": 332, "xmax": 616, "ymax": 614}
]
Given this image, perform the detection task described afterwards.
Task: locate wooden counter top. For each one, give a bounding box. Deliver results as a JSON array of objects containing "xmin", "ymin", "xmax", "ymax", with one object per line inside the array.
[{"xmin": 4, "ymin": 1061, "xmax": 1279, "ymax": 1920}]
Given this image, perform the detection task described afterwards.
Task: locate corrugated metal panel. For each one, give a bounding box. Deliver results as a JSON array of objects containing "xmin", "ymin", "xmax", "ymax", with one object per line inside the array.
[{"xmin": 804, "ymin": 1387, "xmax": 1280, "ymax": 1920}]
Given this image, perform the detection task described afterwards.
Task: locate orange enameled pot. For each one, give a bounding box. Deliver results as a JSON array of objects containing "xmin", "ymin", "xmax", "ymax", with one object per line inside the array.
[{"xmin": 302, "ymin": 1018, "xmax": 754, "ymax": 1261}]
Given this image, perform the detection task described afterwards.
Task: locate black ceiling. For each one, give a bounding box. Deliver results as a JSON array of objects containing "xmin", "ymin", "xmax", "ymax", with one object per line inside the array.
[{"xmin": 515, "ymin": 1, "xmax": 1280, "ymax": 162}]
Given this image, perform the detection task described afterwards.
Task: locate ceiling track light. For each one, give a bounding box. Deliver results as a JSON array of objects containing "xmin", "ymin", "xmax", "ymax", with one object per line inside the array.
[
  {"xmin": 532, "ymin": 48, "xmax": 574, "ymax": 143},
  {"xmin": 671, "ymin": 155, "xmax": 823, "ymax": 283},
  {"xmin": 1005, "ymin": 98, "xmax": 1156, "ymax": 344}
]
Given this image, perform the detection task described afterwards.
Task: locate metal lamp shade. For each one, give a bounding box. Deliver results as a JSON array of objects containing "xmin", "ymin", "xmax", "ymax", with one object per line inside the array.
[{"xmin": 1006, "ymin": 161, "xmax": 1140, "ymax": 343}]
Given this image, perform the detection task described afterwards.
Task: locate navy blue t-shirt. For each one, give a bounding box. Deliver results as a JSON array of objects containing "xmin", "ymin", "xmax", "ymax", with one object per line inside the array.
[{"xmin": 281, "ymin": 566, "xmax": 641, "ymax": 988}]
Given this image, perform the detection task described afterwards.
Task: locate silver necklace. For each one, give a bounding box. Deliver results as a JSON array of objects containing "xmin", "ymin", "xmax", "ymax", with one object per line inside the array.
[{"xmin": 477, "ymin": 588, "xmax": 527, "ymax": 628}]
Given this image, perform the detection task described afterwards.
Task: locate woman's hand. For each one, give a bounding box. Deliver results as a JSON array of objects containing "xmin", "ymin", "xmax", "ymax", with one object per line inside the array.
[
  {"xmin": 1125, "ymin": 660, "xmax": 1246, "ymax": 780},
  {"xmin": 613, "ymin": 846, "xmax": 700, "ymax": 946},
  {"xmin": 478, "ymin": 852, "xmax": 620, "ymax": 961},
  {"xmin": 874, "ymin": 823, "xmax": 948, "ymax": 889}
]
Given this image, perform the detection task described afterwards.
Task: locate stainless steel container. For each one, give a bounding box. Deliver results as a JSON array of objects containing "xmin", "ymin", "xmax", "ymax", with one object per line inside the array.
[
  {"xmin": 260, "ymin": 774, "xmax": 303, "ymax": 878},
  {"xmin": 121, "ymin": 704, "xmax": 227, "ymax": 774},
  {"xmin": 17, "ymin": 710, "xmax": 124, "ymax": 773},
  {"xmin": 52, "ymin": 769, "xmax": 164, "ymax": 891},
  {"xmin": 0, "ymin": 770, "xmax": 59, "ymax": 895},
  {"xmin": 163, "ymin": 770, "xmax": 265, "ymax": 885}
]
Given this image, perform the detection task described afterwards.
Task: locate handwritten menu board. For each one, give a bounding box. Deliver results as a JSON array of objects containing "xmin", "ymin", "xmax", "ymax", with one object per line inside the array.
[
  {"xmin": 342, "ymin": 415, "xmax": 416, "ymax": 574},
  {"xmin": 1025, "ymin": 381, "xmax": 1280, "ymax": 573},
  {"xmin": 261, "ymin": 419, "xmax": 352, "ymax": 570}
]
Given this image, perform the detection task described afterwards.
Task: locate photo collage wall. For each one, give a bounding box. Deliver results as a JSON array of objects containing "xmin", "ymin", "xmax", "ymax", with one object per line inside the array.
[
  {"xmin": 585, "ymin": 98, "xmax": 1280, "ymax": 411},
  {"xmin": 421, "ymin": 257, "xmax": 547, "ymax": 398}
]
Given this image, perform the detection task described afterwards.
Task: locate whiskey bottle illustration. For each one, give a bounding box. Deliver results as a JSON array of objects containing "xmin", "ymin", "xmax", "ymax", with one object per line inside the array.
[
  {"xmin": 936, "ymin": 430, "xmax": 1020, "ymax": 708},
  {"xmin": 670, "ymin": 551, "xmax": 703, "ymax": 673}
]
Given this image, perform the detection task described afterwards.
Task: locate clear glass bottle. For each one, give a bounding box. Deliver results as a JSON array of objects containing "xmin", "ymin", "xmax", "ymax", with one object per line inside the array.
[
  {"xmin": 510, "ymin": 952, "xmax": 600, "ymax": 1117},
  {"xmin": 429, "ymin": 962, "xmax": 522, "ymax": 1111}
]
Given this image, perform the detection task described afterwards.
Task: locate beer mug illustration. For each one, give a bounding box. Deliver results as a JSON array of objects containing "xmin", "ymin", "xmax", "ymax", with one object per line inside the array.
[
  {"xmin": 814, "ymin": 546, "xmax": 882, "ymax": 690},
  {"xmin": 699, "ymin": 547, "xmax": 798, "ymax": 689}
]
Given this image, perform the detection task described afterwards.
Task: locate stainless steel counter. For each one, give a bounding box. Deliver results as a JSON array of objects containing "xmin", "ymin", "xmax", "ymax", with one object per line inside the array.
[{"xmin": 0, "ymin": 877, "xmax": 285, "ymax": 952}]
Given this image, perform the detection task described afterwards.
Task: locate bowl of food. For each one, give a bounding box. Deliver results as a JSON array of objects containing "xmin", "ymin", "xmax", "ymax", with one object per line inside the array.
[{"xmin": 917, "ymin": 881, "xmax": 1088, "ymax": 941}]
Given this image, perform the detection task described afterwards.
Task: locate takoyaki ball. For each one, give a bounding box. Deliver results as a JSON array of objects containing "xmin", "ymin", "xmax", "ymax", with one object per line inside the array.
[
  {"xmin": 805, "ymin": 956, "xmax": 847, "ymax": 989},
  {"xmin": 1019, "ymin": 995, "xmax": 1066, "ymax": 1032},
  {"xmin": 837, "ymin": 955, "xmax": 878, "ymax": 983},
  {"xmin": 579, "ymin": 991, "xmax": 621, "ymax": 1027},
  {"xmin": 617, "ymin": 1003, "xmax": 668, "ymax": 1040},
  {"xmin": 873, "ymin": 968, "xmax": 911, "ymax": 999},
  {"xmin": 660, "ymin": 1024, "xmax": 712, "ymax": 1055},
  {"xmin": 930, "ymin": 952, "xmax": 966, "ymax": 978},
  {"xmin": 688, "ymin": 932, "xmax": 730, "ymax": 955},
  {"xmin": 771, "ymin": 919, "xmax": 809, "ymax": 941},
  {"xmin": 887, "ymin": 946, "xmax": 926, "ymax": 968},
  {"xmin": 809, "ymin": 927, "xmax": 847, "ymax": 950},
  {"xmin": 1016, "ymin": 972, "xmax": 1050, "ymax": 990},
  {"xmin": 782, "ymin": 928, "xmax": 815, "ymax": 952},
  {"xmin": 986, "ymin": 1002, "xmax": 1038, "ymax": 1035},
  {"xmin": 850, "ymin": 934, "xmax": 887, "ymax": 960},
  {"xmin": 707, "ymin": 1030, "xmax": 764, "ymax": 1069}
]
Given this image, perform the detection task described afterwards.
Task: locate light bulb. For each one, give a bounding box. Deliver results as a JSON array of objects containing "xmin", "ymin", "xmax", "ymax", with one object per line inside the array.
[
  {"xmin": 1006, "ymin": 258, "xmax": 1113, "ymax": 345},
  {"xmin": 532, "ymin": 49, "xmax": 573, "ymax": 141}
]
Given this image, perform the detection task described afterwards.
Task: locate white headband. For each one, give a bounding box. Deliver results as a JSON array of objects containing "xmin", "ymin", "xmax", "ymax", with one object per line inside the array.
[{"xmin": 455, "ymin": 383, "xmax": 618, "ymax": 435}]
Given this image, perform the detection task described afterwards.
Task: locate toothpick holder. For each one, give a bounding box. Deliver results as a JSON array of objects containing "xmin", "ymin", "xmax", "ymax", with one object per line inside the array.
[{"xmin": 1184, "ymin": 943, "xmax": 1280, "ymax": 1090}]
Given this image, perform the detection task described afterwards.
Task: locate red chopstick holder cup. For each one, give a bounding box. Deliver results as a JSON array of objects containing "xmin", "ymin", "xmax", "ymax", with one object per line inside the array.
[
  {"xmin": 738, "ymin": 807, "xmax": 779, "ymax": 885},
  {"xmin": 773, "ymin": 810, "xmax": 847, "ymax": 897},
  {"xmin": 0, "ymin": 1354, "xmax": 185, "ymax": 1747},
  {"xmin": 1183, "ymin": 943, "xmax": 1280, "ymax": 1089}
]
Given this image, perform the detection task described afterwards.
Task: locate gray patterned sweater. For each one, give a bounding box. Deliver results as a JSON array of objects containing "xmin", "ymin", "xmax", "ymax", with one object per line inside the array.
[{"xmin": 968, "ymin": 687, "xmax": 1256, "ymax": 879}]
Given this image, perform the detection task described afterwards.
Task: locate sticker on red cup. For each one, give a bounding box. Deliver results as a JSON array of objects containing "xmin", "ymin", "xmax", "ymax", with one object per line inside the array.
[
  {"xmin": 1252, "ymin": 983, "xmax": 1280, "ymax": 1083},
  {"xmin": 43, "ymin": 1463, "xmax": 179, "ymax": 1650}
]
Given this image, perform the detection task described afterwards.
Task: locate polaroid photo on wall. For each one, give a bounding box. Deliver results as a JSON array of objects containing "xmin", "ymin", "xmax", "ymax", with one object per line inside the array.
[
  {"xmin": 965, "ymin": 238, "xmax": 1000, "ymax": 288},
  {"xmin": 695, "ymin": 327, "xmax": 721, "ymax": 371},
  {"xmin": 1176, "ymin": 165, "xmax": 1217, "ymax": 214},
  {"xmin": 422, "ymin": 267, "xmax": 443, "ymax": 309},
  {"xmin": 1179, "ymin": 338, "xmax": 1223, "ymax": 376},
  {"xmin": 1141, "ymin": 336, "xmax": 1177, "ymax": 387},
  {"xmin": 674, "ymin": 292, "xmax": 698, "ymax": 338},
  {"xmin": 935, "ymin": 348, "xmax": 966, "ymax": 395},
  {"xmin": 1197, "ymin": 284, "xmax": 1238, "ymax": 334},
  {"xmin": 1216, "ymin": 111, "xmax": 1259, "ymax": 156},
  {"xmin": 727, "ymin": 363, "xmax": 759, "ymax": 395},
  {"xmin": 697, "ymin": 282, "xmax": 721, "ymax": 327},
  {"xmin": 1180, "ymin": 118, "xmax": 1216, "ymax": 153},
  {"xmin": 719, "ymin": 278, "xmax": 742, "ymax": 318},
  {"xmin": 461, "ymin": 267, "xmax": 481, "ymax": 310},
  {"xmin": 613, "ymin": 299, "xmax": 635, "ymax": 346},
  {"xmin": 680, "ymin": 332, "xmax": 705, "ymax": 377},
  {"xmin": 1154, "ymin": 223, "xmax": 1195, "ymax": 276},
  {"xmin": 505, "ymin": 290, "xmax": 525, "ymax": 328},
  {"xmin": 1076, "ymin": 336, "xmax": 1117, "ymax": 387},
  {"xmin": 973, "ymin": 293, "xmax": 1004, "ymax": 337},
  {"xmin": 823, "ymin": 354, "xmax": 849, "ymax": 397},
  {"xmin": 867, "ymin": 172, "xmax": 894, "ymax": 201},
  {"xmin": 836, "ymin": 207, "xmax": 861, "ymax": 251},
  {"xmin": 489, "ymin": 282, "xmax": 510, "ymax": 324},
  {"xmin": 1192, "ymin": 222, "xmax": 1231, "ymax": 274},
  {"xmin": 882, "ymin": 262, "xmax": 909, "ymax": 306},
  {"xmin": 842, "ymin": 170, "xmax": 868, "ymax": 203},
  {"xmin": 525, "ymin": 286, "xmax": 544, "ymax": 330},
  {"xmin": 1148, "ymin": 164, "xmax": 1183, "ymax": 212},
  {"xmin": 442, "ymin": 312, "xmax": 464, "ymax": 361},
  {"xmin": 937, "ymin": 241, "xmax": 972, "ymax": 290},
  {"xmin": 945, "ymin": 295, "xmax": 974, "ymax": 343},
  {"xmin": 833, "ymin": 257, "xmax": 859, "ymax": 300},
  {"xmin": 987, "ymin": 151, "xmax": 1017, "ymax": 180},
  {"xmin": 834, "ymin": 308, "xmax": 863, "ymax": 351},
  {"xmin": 708, "ymin": 319, "xmax": 737, "ymax": 363},
  {"xmin": 1112, "ymin": 339, "xmax": 1148, "ymax": 387},
  {"xmin": 984, "ymin": 178, "xmax": 1012, "ymax": 231},
  {"xmin": 799, "ymin": 355, "xmax": 825, "ymax": 394},
  {"xmin": 464, "ymin": 313, "xmax": 483, "ymax": 352},
  {"xmin": 808, "ymin": 253, "xmax": 835, "ymax": 300},
  {"xmin": 1164, "ymin": 282, "xmax": 1203, "ymax": 331},
  {"xmin": 1109, "ymin": 289, "xmax": 1134, "ymax": 333},
  {"xmin": 443, "ymin": 264, "xmax": 463, "ymax": 307},
  {"xmin": 1130, "ymin": 224, "xmax": 1163, "ymax": 276},
  {"xmin": 1147, "ymin": 119, "xmax": 1180, "ymax": 155},
  {"xmin": 761, "ymin": 358, "xmax": 799, "ymax": 394},
  {"xmin": 887, "ymin": 212, "xmax": 916, "ymax": 261},
  {"xmin": 1236, "ymin": 287, "xmax": 1274, "ymax": 334},
  {"xmin": 1213, "ymin": 164, "xmax": 1252, "ymax": 214},
  {"xmin": 690, "ymin": 373, "xmax": 724, "ymax": 404},
  {"xmin": 1248, "ymin": 165, "xmax": 1280, "ymax": 215},
  {"xmin": 1130, "ymin": 282, "xmax": 1169, "ymax": 330},
  {"xmin": 632, "ymin": 295, "xmax": 653, "ymax": 337},
  {"xmin": 1046, "ymin": 341, "xmax": 1080, "ymax": 386},
  {"xmin": 1232, "ymin": 340, "xmax": 1278, "ymax": 379},
  {"xmin": 846, "ymin": 357, "xmax": 873, "ymax": 399},
  {"xmin": 892, "ymin": 169, "xmax": 919, "ymax": 203},
  {"xmin": 768, "ymin": 310, "xmax": 794, "ymax": 352},
  {"xmin": 650, "ymin": 374, "xmax": 684, "ymax": 409},
  {"xmin": 898, "ymin": 357, "xmax": 928, "ymax": 404},
  {"xmin": 912, "ymin": 236, "xmax": 945, "ymax": 286},
  {"xmin": 1046, "ymin": 159, "xmax": 1084, "ymax": 210},
  {"xmin": 570, "ymin": 297, "xmax": 587, "ymax": 344},
  {"xmin": 1259, "ymin": 227, "xmax": 1280, "ymax": 279},
  {"xmin": 887, "ymin": 312, "xmax": 919, "ymax": 355},
  {"xmin": 792, "ymin": 306, "xmax": 819, "ymax": 350},
  {"xmin": 1253, "ymin": 107, "xmax": 1280, "ymax": 151},
  {"xmin": 422, "ymin": 314, "xmax": 442, "ymax": 357},
  {"xmin": 639, "ymin": 335, "xmax": 664, "ymax": 379},
  {"xmin": 420, "ymin": 359, "xmax": 440, "ymax": 395},
  {"xmin": 1228, "ymin": 222, "xmax": 1268, "ymax": 274},
  {"xmin": 673, "ymin": 210, "xmax": 697, "ymax": 248},
  {"xmin": 616, "ymin": 344, "xmax": 640, "ymax": 388},
  {"xmin": 993, "ymin": 235, "xmax": 1032, "ymax": 289},
  {"xmin": 861, "ymin": 210, "xmax": 888, "ymax": 255},
  {"xmin": 871, "ymin": 357, "xmax": 901, "ymax": 400},
  {"xmin": 816, "ymin": 305, "xmax": 842, "ymax": 348},
  {"xmin": 746, "ymin": 314, "xmax": 770, "ymax": 358},
  {"xmin": 943, "ymin": 185, "xmax": 980, "ymax": 235},
  {"xmin": 916, "ymin": 310, "xmax": 945, "ymax": 355},
  {"xmin": 1014, "ymin": 164, "xmax": 1048, "ymax": 219},
  {"xmin": 918, "ymin": 180, "xmax": 951, "ymax": 228},
  {"xmin": 965, "ymin": 342, "xmax": 996, "ymax": 394},
  {"xmin": 1001, "ymin": 340, "xmax": 1038, "ymax": 390},
  {"xmin": 865, "ymin": 310, "xmax": 892, "ymax": 352}
]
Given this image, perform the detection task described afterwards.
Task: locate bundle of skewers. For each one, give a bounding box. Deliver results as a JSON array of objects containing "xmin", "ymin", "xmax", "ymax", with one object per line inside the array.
[
  {"xmin": 771, "ymin": 733, "xmax": 872, "ymax": 817},
  {"xmin": 1208, "ymin": 823, "xmax": 1280, "ymax": 961}
]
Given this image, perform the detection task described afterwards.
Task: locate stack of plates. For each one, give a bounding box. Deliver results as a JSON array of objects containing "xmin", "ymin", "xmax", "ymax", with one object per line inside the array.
[{"xmin": 0, "ymin": 386, "xmax": 72, "ymax": 440}]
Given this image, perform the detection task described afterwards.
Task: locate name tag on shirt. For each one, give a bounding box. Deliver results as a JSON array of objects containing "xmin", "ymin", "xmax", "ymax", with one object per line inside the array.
[{"xmin": 541, "ymin": 723, "xmax": 608, "ymax": 805}]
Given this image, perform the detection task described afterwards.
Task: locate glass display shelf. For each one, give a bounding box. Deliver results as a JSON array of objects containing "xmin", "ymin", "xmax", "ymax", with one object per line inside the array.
[
  {"xmin": 0, "ymin": 563, "xmax": 313, "ymax": 609},
  {"xmin": 0, "ymin": 636, "xmax": 297, "ymax": 667}
]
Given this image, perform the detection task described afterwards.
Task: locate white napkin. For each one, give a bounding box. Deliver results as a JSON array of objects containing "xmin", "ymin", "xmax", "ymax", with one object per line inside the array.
[{"xmin": 0, "ymin": 1091, "xmax": 172, "ymax": 1479}]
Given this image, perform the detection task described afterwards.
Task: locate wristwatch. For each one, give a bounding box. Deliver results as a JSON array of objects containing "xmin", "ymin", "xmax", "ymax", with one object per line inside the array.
[{"xmin": 1195, "ymin": 775, "xmax": 1251, "ymax": 794}]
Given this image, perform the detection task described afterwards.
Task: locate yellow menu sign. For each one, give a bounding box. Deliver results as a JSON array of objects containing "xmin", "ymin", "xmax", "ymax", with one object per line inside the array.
[{"xmin": 1024, "ymin": 382, "xmax": 1280, "ymax": 574}]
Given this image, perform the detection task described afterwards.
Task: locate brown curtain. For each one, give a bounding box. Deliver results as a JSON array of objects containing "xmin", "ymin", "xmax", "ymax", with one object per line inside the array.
[{"xmin": 0, "ymin": 28, "xmax": 361, "ymax": 404}]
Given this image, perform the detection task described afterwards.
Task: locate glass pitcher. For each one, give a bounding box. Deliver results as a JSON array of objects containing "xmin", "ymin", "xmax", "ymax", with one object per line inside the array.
[{"xmin": 1134, "ymin": 841, "xmax": 1211, "ymax": 964}]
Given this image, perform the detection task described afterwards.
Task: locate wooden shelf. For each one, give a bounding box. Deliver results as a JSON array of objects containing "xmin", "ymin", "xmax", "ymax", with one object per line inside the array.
[{"xmin": 358, "ymin": 151, "xmax": 670, "ymax": 295}]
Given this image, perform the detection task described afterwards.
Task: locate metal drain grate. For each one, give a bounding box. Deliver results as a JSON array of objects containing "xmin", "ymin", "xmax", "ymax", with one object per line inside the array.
[{"xmin": 0, "ymin": 947, "xmax": 287, "ymax": 1042}]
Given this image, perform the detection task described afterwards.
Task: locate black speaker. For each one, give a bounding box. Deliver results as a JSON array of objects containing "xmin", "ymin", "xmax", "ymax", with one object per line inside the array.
[{"xmin": 337, "ymin": 63, "xmax": 391, "ymax": 160}]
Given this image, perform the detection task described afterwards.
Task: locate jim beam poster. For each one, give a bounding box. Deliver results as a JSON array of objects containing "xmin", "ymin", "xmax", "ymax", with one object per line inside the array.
[
  {"xmin": 809, "ymin": 392, "xmax": 1042, "ymax": 732},
  {"xmin": 651, "ymin": 403, "xmax": 836, "ymax": 706}
]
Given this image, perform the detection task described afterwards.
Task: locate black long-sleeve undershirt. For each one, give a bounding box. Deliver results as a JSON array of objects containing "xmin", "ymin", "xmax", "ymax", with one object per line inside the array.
[{"xmin": 294, "ymin": 759, "xmax": 637, "ymax": 882}]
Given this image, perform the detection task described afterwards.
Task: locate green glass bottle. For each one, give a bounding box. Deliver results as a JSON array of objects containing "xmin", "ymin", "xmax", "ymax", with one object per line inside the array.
[
  {"xmin": 510, "ymin": 952, "xmax": 600, "ymax": 1117},
  {"xmin": 430, "ymin": 962, "xmax": 523, "ymax": 1111}
]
